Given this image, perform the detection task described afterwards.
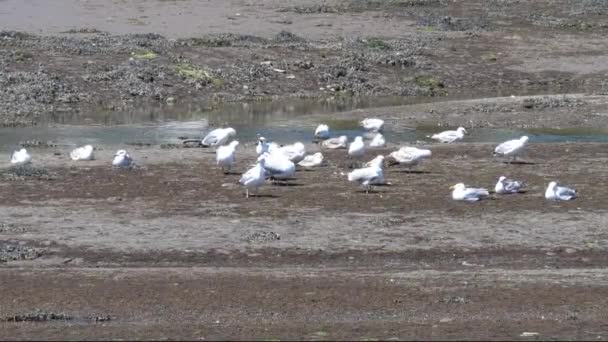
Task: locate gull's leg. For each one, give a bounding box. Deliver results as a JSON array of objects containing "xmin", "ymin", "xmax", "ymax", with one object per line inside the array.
[{"xmin": 246, "ymin": 188, "xmax": 249, "ymax": 198}]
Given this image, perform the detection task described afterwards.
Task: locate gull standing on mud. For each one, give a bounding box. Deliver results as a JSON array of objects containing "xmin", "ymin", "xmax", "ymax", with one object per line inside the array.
[
  {"xmin": 10, "ymin": 148, "xmax": 32, "ymax": 166},
  {"xmin": 451, "ymin": 183, "xmax": 490, "ymax": 202},
  {"xmin": 298, "ymin": 152, "xmax": 324, "ymax": 168},
  {"xmin": 200, "ymin": 127, "xmax": 237, "ymax": 147},
  {"xmin": 388, "ymin": 146, "xmax": 432, "ymax": 171},
  {"xmin": 259, "ymin": 151, "xmax": 296, "ymax": 183},
  {"xmin": 239, "ymin": 158, "xmax": 267, "ymax": 198},
  {"xmin": 314, "ymin": 124, "xmax": 331, "ymax": 140},
  {"xmin": 495, "ymin": 176, "xmax": 524, "ymax": 194},
  {"xmin": 429, "ymin": 127, "xmax": 467, "ymax": 143},
  {"xmin": 348, "ymin": 136, "xmax": 366, "ymax": 159},
  {"xmin": 545, "ymin": 181, "xmax": 577, "ymax": 201},
  {"xmin": 364, "ymin": 155, "xmax": 388, "ymax": 185},
  {"xmin": 112, "ymin": 149, "xmax": 133, "ymax": 168},
  {"xmin": 321, "ymin": 135, "xmax": 348, "ymax": 149},
  {"xmin": 256, "ymin": 136, "xmax": 279, "ymax": 155},
  {"xmin": 70, "ymin": 145, "xmax": 95, "ymax": 161},
  {"xmin": 369, "ymin": 133, "xmax": 386, "ymax": 147},
  {"xmin": 360, "ymin": 118, "xmax": 385, "ymax": 132},
  {"xmin": 216, "ymin": 140, "xmax": 239, "ymax": 173},
  {"xmin": 347, "ymin": 155, "xmax": 384, "ymax": 193},
  {"xmin": 494, "ymin": 136, "xmax": 529, "ymax": 163}
]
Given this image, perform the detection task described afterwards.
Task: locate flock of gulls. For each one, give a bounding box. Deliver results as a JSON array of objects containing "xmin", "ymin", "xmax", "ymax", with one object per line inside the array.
[{"xmin": 8, "ymin": 117, "xmax": 577, "ymax": 202}]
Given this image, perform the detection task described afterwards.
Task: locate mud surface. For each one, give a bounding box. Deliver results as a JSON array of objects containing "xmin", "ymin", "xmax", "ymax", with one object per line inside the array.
[{"xmin": 3, "ymin": 0, "xmax": 608, "ymax": 340}]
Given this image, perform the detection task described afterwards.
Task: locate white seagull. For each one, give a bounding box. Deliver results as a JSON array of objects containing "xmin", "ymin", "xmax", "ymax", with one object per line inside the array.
[
  {"xmin": 70, "ymin": 145, "xmax": 95, "ymax": 161},
  {"xmin": 388, "ymin": 146, "xmax": 432, "ymax": 170},
  {"xmin": 112, "ymin": 149, "xmax": 133, "ymax": 168},
  {"xmin": 10, "ymin": 148, "xmax": 32, "ymax": 166},
  {"xmin": 276, "ymin": 142, "xmax": 306, "ymax": 163},
  {"xmin": 451, "ymin": 183, "xmax": 489, "ymax": 202},
  {"xmin": 494, "ymin": 136, "xmax": 529, "ymax": 163},
  {"xmin": 298, "ymin": 152, "xmax": 324, "ymax": 168},
  {"xmin": 321, "ymin": 135, "xmax": 348, "ymax": 149},
  {"xmin": 360, "ymin": 118, "xmax": 385, "ymax": 132},
  {"xmin": 430, "ymin": 127, "xmax": 467, "ymax": 143},
  {"xmin": 369, "ymin": 133, "xmax": 386, "ymax": 147},
  {"xmin": 216, "ymin": 140, "xmax": 239, "ymax": 173},
  {"xmin": 364, "ymin": 155, "xmax": 388, "ymax": 185},
  {"xmin": 314, "ymin": 124, "xmax": 331, "ymax": 140},
  {"xmin": 348, "ymin": 136, "xmax": 365, "ymax": 158},
  {"xmin": 495, "ymin": 176, "xmax": 524, "ymax": 194},
  {"xmin": 239, "ymin": 158, "xmax": 267, "ymax": 198},
  {"xmin": 260, "ymin": 152, "xmax": 296, "ymax": 181},
  {"xmin": 347, "ymin": 155, "xmax": 385, "ymax": 193},
  {"xmin": 256, "ymin": 136, "xmax": 279, "ymax": 156},
  {"xmin": 545, "ymin": 181, "xmax": 577, "ymax": 201},
  {"xmin": 201, "ymin": 127, "xmax": 236, "ymax": 147}
]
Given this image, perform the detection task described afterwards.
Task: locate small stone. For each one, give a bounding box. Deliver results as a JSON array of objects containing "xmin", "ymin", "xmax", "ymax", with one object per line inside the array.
[
  {"xmin": 166, "ymin": 97, "xmax": 176, "ymax": 104},
  {"xmin": 565, "ymin": 248, "xmax": 577, "ymax": 254}
]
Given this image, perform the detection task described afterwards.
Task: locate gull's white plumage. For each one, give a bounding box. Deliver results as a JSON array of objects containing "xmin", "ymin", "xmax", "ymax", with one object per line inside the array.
[
  {"xmin": 112, "ymin": 149, "xmax": 133, "ymax": 168},
  {"xmin": 348, "ymin": 156, "xmax": 384, "ymax": 193},
  {"xmin": 277, "ymin": 142, "xmax": 306, "ymax": 163},
  {"xmin": 430, "ymin": 127, "xmax": 467, "ymax": 143},
  {"xmin": 239, "ymin": 158, "xmax": 267, "ymax": 198},
  {"xmin": 388, "ymin": 146, "xmax": 432, "ymax": 169},
  {"xmin": 201, "ymin": 127, "xmax": 236, "ymax": 147},
  {"xmin": 495, "ymin": 176, "xmax": 524, "ymax": 194},
  {"xmin": 348, "ymin": 136, "xmax": 365, "ymax": 158},
  {"xmin": 360, "ymin": 118, "xmax": 384, "ymax": 132},
  {"xmin": 321, "ymin": 135, "xmax": 348, "ymax": 149},
  {"xmin": 10, "ymin": 148, "xmax": 32, "ymax": 165},
  {"xmin": 369, "ymin": 133, "xmax": 386, "ymax": 147},
  {"xmin": 259, "ymin": 152, "xmax": 296, "ymax": 180},
  {"xmin": 70, "ymin": 145, "xmax": 94, "ymax": 161},
  {"xmin": 256, "ymin": 137, "xmax": 279, "ymax": 156},
  {"xmin": 216, "ymin": 140, "xmax": 239, "ymax": 172},
  {"xmin": 364, "ymin": 155, "xmax": 387, "ymax": 185},
  {"xmin": 545, "ymin": 181, "xmax": 577, "ymax": 201},
  {"xmin": 451, "ymin": 183, "xmax": 489, "ymax": 202},
  {"xmin": 298, "ymin": 152, "xmax": 324, "ymax": 168},
  {"xmin": 494, "ymin": 136, "xmax": 529, "ymax": 161},
  {"xmin": 314, "ymin": 124, "xmax": 331, "ymax": 139}
]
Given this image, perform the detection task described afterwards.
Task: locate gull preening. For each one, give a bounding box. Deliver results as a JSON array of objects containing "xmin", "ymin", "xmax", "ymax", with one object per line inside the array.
[
  {"xmin": 495, "ymin": 176, "xmax": 524, "ymax": 194},
  {"xmin": 298, "ymin": 152, "xmax": 324, "ymax": 168},
  {"xmin": 260, "ymin": 151, "xmax": 296, "ymax": 182},
  {"xmin": 369, "ymin": 133, "xmax": 386, "ymax": 147},
  {"xmin": 276, "ymin": 142, "xmax": 306, "ymax": 163},
  {"xmin": 388, "ymin": 146, "xmax": 432, "ymax": 170},
  {"xmin": 364, "ymin": 155, "xmax": 388, "ymax": 185},
  {"xmin": 239, "ymin": 158, "xmax": 267, "ymax": 198},
  {"xmin": 201, "ymin": 127, "xmax": 237, "ymax": 147},
  {"xmin": 451, "ymin": 183, "xmax": 490, "ymax": 202},
  {"xmin": 314, "ymin": 124, "xmax": 331, "ymax": 140},
  {"xmin": 430, "ymin": 127, "xmax": 467, "ymax": 143},
  {"xmin": 494, "ymin": 136, "xmax": 529, "ymax": 163},
  {"xmin": 360, "ymin": 118, "xmax": 384, "ymax": 132},
  {"xmin": 10, "ymin": 148, "xmax": 32, "ymax": 166},
  {"xmin": 70, "ymin": 145, "xmax": 95, "ymax": 161},
  {"xmin": 348, "ymin": 136, "xmax": 365, "ymax": 158},
  {"xmin": 112, "ymin": 149, "xmax": 133, "ymax": 168},
  {"xmin": 348, "ymin": 155, "xmax": 384, "ymax": 193},
  {"xmin": 216, "ymin": 140, "xmax": 239, "ymax": 173},
  {"xmin": 321, "ymin": 135, "xmax": 348, "ymax": 149},
  {"xmin": 545, "ymin": 181, "xmax": 577, "ymax": 201}
]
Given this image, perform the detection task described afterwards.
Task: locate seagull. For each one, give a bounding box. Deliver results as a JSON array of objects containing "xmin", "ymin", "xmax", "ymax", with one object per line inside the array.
[
  {"xmin": 112, "ymin": 149, "xmax": 133, "ymax": 168},
  {"xmin": 364, "ymin": 155, "xmax": 389, "ymax": 185},
  {"xmin": 388, "ymin": 146, "xmax": 432, "ymax": 170},
  {"xmin": 259, "ymin": 152, "xmax": 296, "ymax": 182},
  {"xmin": 314, "ymin": 124, "xmax": 331, "ymax": 140},
  {"xmin": 298, "ymin": 152, "xmax": 324, "ymax": 168},
  {"xmin": 70, "ymin": 145, "xmax": 94, "ymax": 161},
  {"xmin": 429, "ymin": 127, "xmax": 467, "ymax": 143},
  {"xmin": 276, "ymin": 142, "xmax": 306, "ymax": 163},
  {"xmin": 347, "ymin": 155, "xmax": 384, "ymax": 193},
  {"xmin": 360, "ymin": 118, "xmax": 384, "ymax": 132},
  {"xmin": 216, "ymin": 140, "xmax": 239, "ymax": 173},
  {"xmin": 201, "ymin": 127, "xmax": 236, "ymax": 147},
  {"xmin": 348, "ymin": 136, "xmax": 366, "ymax": 167},
  {"xmin": 10, "ymin": 148, "xmax": 32, "ymax": 166},
  {"xmin": 321, "ymin": 135, "xmax": 348, "ymax": 149},
  {"xmin": 369, "ymin": 133, "xmax": 386, "ymax": 147},
  {"xmin": 545, "ymin": 181, "xmax": 577, "ymax": 201},
  {"xmin": 494, "ymin": 136, "xmax": 529, "ymax": 163},
  {"xmin": 495, "ymin": 176, "xmax": 524, "ymax": 194},
  {"xmin": 450, "ymin": 183, "xmax": 489, "ymax": 202},
  {"xmin": 239, "ymin": 158, "xmax": 267, "ymax": 198},
  {"xmin": 256, "ymin": 136, "xmax": 279, "ymax": 156}
]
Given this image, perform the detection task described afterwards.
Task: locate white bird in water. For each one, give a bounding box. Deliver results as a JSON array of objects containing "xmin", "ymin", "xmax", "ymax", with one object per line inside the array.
[
  {"xmin": 429, "ymin": 127, "xmax": 467, "ymax": 143},
  {"xmin": 494, "ymin": 136, "xmax": 529, "ymax": 163},
  {"xmin": 277, "ymin": 142, "xmax": 306, "ymax": 163},
  {"xmin": 314, "ymin": 124, "xmax": 331, "ymax": 140},
  {"xmin": 10, "ymin": 148, "xmax": 32, "ymax": 166},
  {"xmin": 321, "ymin": 135, "xmax": 348, "ymax": 149},
  {"xmin": 112, "ymin": 149, "xmax": 133, "ymax": 168},
  {"xmin": 239, "ymin": 158, "xmax": 267, "ymax": 198},
  {"xmin": 260, "ymin": 152, "xmax": 296, "ymax": 182},
  {"xmin": 388, "ymin": 146, "xmax": 432, "ymax": 171},
  {"xmin": 298, "ymin": 152, "xmax": 324, "ymax": 168},
  {"xmin": 347, "ymin": 155, "xmax": 384, "ymax": 193},
  {"xmin": 369, "ymin": 133, "xmax": 386, "ymax": 147},
  {"xmin": 70, "ymin": 145, "xmax": 94, "ymax": 161},
  {"xmin": 201, "ymin": 127, "xmax": 236, "ymax": 147},
  {"xmin": 495, "ymin": 176, "xmax": 524, "ymax": 194},
  {"xmin": 216, "ymin": 140, "xmax": 239, "ymax": 173},
  {"xmin": 256, "ymin": 136, "xmax": 279, "ymax": 156},
  {"xmin": 545, "ymin": 181, "xmax": 577, "ymax": 201},
  {"xmin": 451, "ymin": 183, "xmax": 490, "ymax": 202},
  {"xmin": 360, "ymin": 118, "xmax": 384, "ymax": 132}
]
